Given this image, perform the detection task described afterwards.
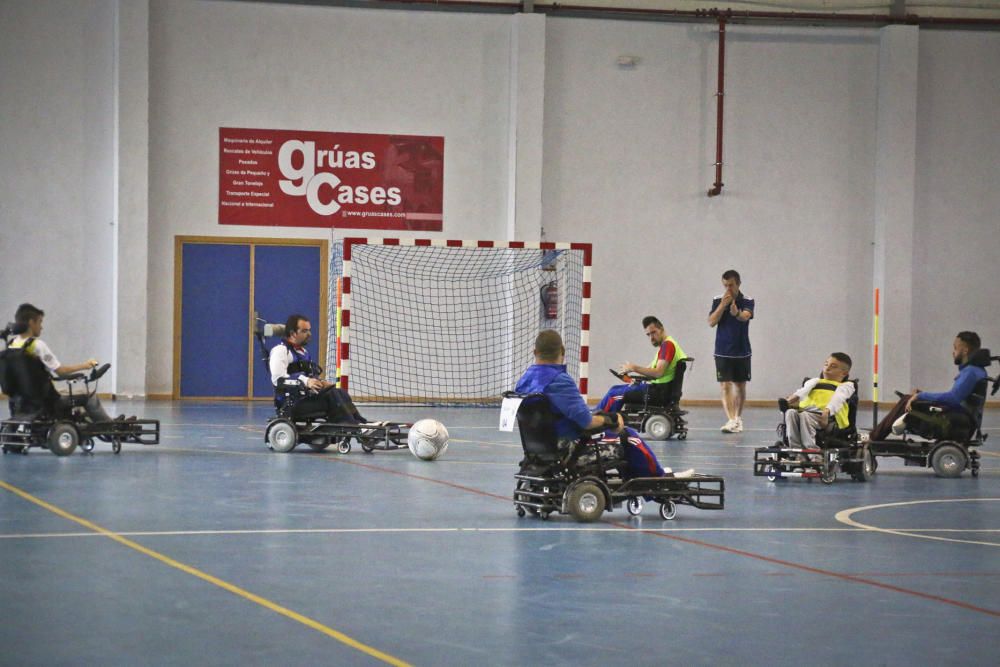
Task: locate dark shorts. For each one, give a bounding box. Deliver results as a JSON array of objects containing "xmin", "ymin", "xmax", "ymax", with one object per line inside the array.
[{"xmin": 715, "ymin": 356, "xmax": 751, "ymax": 383}]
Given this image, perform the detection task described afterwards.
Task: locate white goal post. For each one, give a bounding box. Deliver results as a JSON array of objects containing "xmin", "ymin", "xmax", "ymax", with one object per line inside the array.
[{"xmin": 325, "ymin": 237, "xmax": 592, "ymax": 405}]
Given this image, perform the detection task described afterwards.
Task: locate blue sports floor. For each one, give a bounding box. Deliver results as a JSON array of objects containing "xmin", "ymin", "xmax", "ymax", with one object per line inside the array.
[{"xmin": 1, "ymin": 401, "xmax": 998, "ymax": 666}]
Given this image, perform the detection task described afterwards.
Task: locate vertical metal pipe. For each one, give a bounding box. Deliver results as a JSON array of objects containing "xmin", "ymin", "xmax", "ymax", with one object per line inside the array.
[{"xmin": 708, "ymin": 16, "xmax": 726, "ymax": 197}]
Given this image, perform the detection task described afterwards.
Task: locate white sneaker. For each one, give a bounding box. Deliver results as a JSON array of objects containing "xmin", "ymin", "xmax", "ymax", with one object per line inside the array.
[
  {"xmin": 721, "ymin": 419, "xmax": 737, "ymax": 433},
  {"xmin": 732, "ymin": 417, "xmax": 744, "ymax": 433},
  {"xmin": 891, "ymin": 415, "xmax": 907, "ymax": 436},
  {"xmin": 672, "ymin": 468, "xmax": 695, "ymax": 478}
]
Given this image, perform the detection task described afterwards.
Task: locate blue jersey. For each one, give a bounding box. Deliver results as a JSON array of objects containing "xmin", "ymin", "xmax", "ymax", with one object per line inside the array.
[
  {"xmin": 515, "ymin": 363, "xmax": 592, "ymax": 440},
  {"xmin": 917, "ymin": 363, "xmax": 988, "ymax": 410},
  {"xmin": 711, "ymin": 293, "xmax": 754, "ymax": 358}
]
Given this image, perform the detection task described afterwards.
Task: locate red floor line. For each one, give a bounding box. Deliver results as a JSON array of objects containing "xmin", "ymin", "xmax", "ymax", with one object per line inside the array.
[
  {"xmin": 329, "ymin": 455, "xmax": 1000, "ymax": 618},
  {"xmin": 616, "ymin": 520, "xmax": 1000, "ymax": 618}
]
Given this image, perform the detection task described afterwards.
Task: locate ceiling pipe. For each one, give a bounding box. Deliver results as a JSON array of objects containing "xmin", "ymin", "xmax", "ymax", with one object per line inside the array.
[
  {"xmin": 707, "ymin": 13, "xmax": 726, "ymax": 197},
  {"xmin": 360, "ymin": 1, "xmax": 1000, "ymax": 27}
]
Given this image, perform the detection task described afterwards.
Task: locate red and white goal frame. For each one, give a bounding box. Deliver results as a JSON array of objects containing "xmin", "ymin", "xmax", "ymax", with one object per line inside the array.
[{"xmin": 337, "ymin": 237, "xmax": 592, "ymax": 399}]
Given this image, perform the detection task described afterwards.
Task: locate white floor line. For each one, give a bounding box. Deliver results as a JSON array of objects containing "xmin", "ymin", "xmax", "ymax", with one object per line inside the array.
[{"xmin": 3, "ymin": 526, "xmax": 997, "ymax": 540}]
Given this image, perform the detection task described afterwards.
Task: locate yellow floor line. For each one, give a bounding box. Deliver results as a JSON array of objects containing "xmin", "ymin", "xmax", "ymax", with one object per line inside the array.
[{"xmin": 0, "ymin": 479, "xmax": 411, "ymax": 667}]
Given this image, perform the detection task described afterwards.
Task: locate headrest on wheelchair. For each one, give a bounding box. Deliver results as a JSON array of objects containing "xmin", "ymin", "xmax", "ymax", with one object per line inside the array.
[
  {"xmin": 255, "ymin": 319, "xmax": 286, "ymax": 338},
  {"xmin": 967, "ymin": 348, "xmax": 991, "ymax": 368}
]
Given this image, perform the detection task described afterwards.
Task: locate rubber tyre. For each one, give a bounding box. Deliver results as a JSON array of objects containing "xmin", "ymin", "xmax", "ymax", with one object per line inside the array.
[
  {"xmin": 337, "ymin": 438, "xmax": 352, "ymax": 454},
  {"xmin": 931, "ymin": 443, "xmax": 967, "ymax": 478},
  {"xmin": 853, "ymin": 447, "xmax": 874, "ymax": 482},
  {"xmin": 566, "ymin": 481, "xmax": 606, "ymax": 523},
  {"xmin": 659, "ymin": 500, "xmax": 677, "ymax": 520},
  {"xmin": 643, "ymin": 415, "xmax": 673, "ymax": 441},
  {"xmin": 112, "ymin": 439, "xmax": 122, "ymax": 455},
  {"xmin": 764, "ymin": 464, "xmax": 777, "ymax": 483},
  {"xmin": 821, "ymin": 462, "xmax": 838, "ymax": 484},
  {"xmin": 516, "ymin": 506, "xmax": 526, "ymax": 518},
  {"xmin": 266, "ymin": 420, "xmax": 298, "ymax": 453},
  {"xmin": 47, "ymin": 422, "xmax": 79, "ymax": 457},
  {"xmin": 626, "ymin": 497, "xmax": 644, "ymax": 516},
  {"xmin": 81, "ymin": 438, "xmax": 95, "ymax": 453},
  {"xmin": 360, "ymin": 437, "xmax": 377, "ymax": 453}
]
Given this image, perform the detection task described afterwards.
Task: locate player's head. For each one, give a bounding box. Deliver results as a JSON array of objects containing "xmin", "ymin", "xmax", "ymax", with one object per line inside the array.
[
  {"xmin": 721, "ymin": 269, "xmax": 741, "ymax": 294},
  {"xmin": 823, "ymin": 353, "xmax": 852, "ymax": 381},
  {"xmin": 285, "ymin": 314, "xmax": 312, "ymax": 346},
  {"xmin": 641, "ymin": 316, "xmax": 665, "ymax": 346},
  {"xmin": 534, "ymin": 330, "xmax": 565, "ymax": 363},
  {"xmin": 14, "ymin": 303, "xmax": 44, "ymax": 336},
  {"xmin": 954, "ymin": 331, "xmax": 980, "ymax": 365}
]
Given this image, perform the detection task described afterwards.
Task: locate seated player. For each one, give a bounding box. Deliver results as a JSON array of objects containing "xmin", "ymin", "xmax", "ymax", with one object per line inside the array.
[
  {"xmin": 516, "ymin": 330, "xmax": 691, "ymax": 479},
  {"xmin": 269, "ymin": 314, "xmax": 372, "ymax": 424},
  {"xmin": 783, "ymin": 352, "xmax": 855, "ymax": 450},
  {"xmin": 595, "ymin": 316, "xmax": 687, "ymax": 413},
  {"xmin": 7, "ymin": 303, "xmax": 113, "ymax": 422},
  {"xmin": 871, "ymin": 331, "xmax": 987, "ymax": 441}
]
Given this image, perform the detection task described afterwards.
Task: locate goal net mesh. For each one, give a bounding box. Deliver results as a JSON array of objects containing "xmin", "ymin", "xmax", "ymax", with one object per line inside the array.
[{"xmin": 326, "ymin": 240, "xmax": 587, "ymax": 406}]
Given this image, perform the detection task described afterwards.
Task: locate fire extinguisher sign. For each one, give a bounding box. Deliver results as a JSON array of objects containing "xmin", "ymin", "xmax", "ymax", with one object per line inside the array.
[{"xmin": 541, "ymin": 280, "xmax": 559, "ymax": 320}]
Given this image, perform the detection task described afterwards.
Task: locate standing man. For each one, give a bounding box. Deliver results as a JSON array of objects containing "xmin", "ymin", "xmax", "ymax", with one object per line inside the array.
[{"xmin": 708, "ymin": 270, "xmax": 754, "ymax": 433}]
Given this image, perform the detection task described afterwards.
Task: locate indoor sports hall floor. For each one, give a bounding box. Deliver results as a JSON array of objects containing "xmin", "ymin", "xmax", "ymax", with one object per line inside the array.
[{"xmin": 1, "ymin": 401, "xmax": 998, "ymax": 666}]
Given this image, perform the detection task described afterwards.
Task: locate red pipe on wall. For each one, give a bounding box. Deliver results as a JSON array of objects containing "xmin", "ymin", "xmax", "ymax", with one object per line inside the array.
[{"xmin": 708, "ymin": 14, "xmax": 726, "ymax": 197}]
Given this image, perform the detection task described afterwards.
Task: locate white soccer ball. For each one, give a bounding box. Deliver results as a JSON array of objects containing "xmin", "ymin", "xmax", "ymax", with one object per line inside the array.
[{"xmin": 407, "ymin": 419, "xmax": 449, "ymax": 461}]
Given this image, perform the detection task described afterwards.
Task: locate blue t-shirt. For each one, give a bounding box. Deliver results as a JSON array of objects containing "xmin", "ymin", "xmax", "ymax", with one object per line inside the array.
[
  {"xmin": 711, "ymin": 293, "xmax": 755, "ymax": 358},
  {"xmin": 515, "ymin": 363, "xmax": 593, "ymax": 440},
  {"xmin": 917, "ymin": 363, "xmax": 988, "ymax": 410}
]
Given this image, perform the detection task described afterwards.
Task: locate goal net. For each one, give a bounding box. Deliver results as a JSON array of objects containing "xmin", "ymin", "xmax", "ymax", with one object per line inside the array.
[{"xmin": 326, "ymin": 238, "xmax": 591, "ymax": 405}]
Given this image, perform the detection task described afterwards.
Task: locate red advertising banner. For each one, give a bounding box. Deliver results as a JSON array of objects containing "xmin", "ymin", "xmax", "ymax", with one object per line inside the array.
[{"xmin": 219, "ymin": 127, "xmax": 443, "ymax": 230}]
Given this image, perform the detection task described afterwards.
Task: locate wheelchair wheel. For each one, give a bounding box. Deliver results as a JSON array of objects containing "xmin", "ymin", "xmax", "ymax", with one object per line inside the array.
[
  {"xmin": 643, "ymin": 415, "xmax": 673, "ymax": 441},
  {"xmin": 659, "ymin": 500, "xmax": 677, "ymax": 521},
  {"xmin": 337, "ymin": 438, "xmax": 352, "ymax": 454},
  {"xmin": 566, "ymin": 481, "xmax": 606, "ymax": 523},
  {"xmin": 359, "ymin": 436, "xmax": 378, "ymax": 454},
  {"xmin": 763, "ymin": 463, "xmax": 777, "ymax": 483},
  {"xmin": 820, "ymin": 460, "xmax": 838, "ymax": 484},
  {"xmin": 47, "ymin": 422, "xmax": 79, "ymax": 457},
  {"xmin": 266, "ymin": 420, "xmax": 297, "ymax": 453},
  {"xmin": 852, "ymin": 447, "xmax": 874, "ymax": 482},
  {"xmin": 81, "ymin": 438, "xmax": 95, "ymax": 454},
  {"xmin": 626, "ymin": 497, "xmax": 644, "ymax": 516},
  {"xmin": 930, "ymin": 443, "xmax": 967, "ymax": 478},
  {"xmin": 516, "ymin": 506, "xmax": 526, "ymax": 517},
  {"xmin": 112, "ymin": 438, "xmax": 122, "ymax": 455}
]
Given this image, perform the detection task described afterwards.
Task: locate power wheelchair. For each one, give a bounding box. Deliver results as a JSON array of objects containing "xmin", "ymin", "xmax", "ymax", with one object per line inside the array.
[
  {"xmin": 255, "ymin": 320, "xmax": 410, "ymax": 455},
  {"xmin": 0, "ymin": 329, "xmax": 159, "ymax": 456},
  {"xmin": 608, "ymin": 357, "xmax": 693, "ymax": 440},
  {"xmin": 503, "ymin": 391, "xmax": 724, "ymax": 523},
  {"xmin": 866, "ymin": 348, "xmax": 998, "ymax": 478},
  {"xmin": 753, "ymin": 379, "xmax": 873, "ymax": 484}
]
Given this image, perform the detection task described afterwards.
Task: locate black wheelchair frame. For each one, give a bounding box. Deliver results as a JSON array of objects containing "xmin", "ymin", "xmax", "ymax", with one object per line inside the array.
[
  {"xmin": 753, "ymin": 379, "xmax": 874, "ymax": 484},
  {"xmin": 1, "ymin": 346, "xmax": 159, "ymax": 457},
  {"xmin": 505, "ymin": 391, "xmax": 724, "ymax": 522},
  {"xmin": 610, "ymin": 358, "xmax": 692, "ymax": 441},
  {"xmin": 255, "ymin": 320, "xmax": 410, "ymax": 455},
  {"xmin": 866, "ymin": 350, "xmax": 998, "ymax": 478}
]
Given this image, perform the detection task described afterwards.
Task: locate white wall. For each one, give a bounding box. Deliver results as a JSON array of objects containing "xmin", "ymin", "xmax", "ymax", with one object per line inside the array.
[
  {"xmin": 912, "ymin": 30, "xmax": 1000, "ymax": 391},
  {"xmin": 0, "ymin": 0, "xmax": 116, "ymax": 370},
  {"xmin": 4, "ymin": 1, "xmax": 999, "ymax": 402},
  {"xmin": 543, "ymin": 19, "xmax": 879, "ymax": 401},
  {"xmin": 146, "ymin": 0, "xmax": 515, "ymax": 393}
]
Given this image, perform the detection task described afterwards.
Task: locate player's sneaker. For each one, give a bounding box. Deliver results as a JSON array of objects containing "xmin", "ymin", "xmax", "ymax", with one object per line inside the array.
[
  {"xmin": 731, "ymin": 417, "xmax": 744, "ymax": 433},
  {"xmin": 721, "ymin": 419, "xmax": 737, "ymax": 433}
]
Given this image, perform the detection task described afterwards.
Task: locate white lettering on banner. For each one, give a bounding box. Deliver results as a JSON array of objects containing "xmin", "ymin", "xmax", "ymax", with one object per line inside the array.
[
  {"xmin": 498, "ymin": 397, "xmax": 523, "ymax": 432},
  {"xmin": 276, "ymin": 138, "xmax": 401, "ymax": 217}
]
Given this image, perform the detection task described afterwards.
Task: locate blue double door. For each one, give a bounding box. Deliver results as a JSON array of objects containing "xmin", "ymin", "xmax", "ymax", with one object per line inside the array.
[{"xmin": 177, "ymin": 239, "xmax": 326, "ymax": 398}]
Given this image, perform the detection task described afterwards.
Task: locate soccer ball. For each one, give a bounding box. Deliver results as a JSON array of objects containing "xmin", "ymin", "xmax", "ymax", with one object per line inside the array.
[{"xmin": 407, "ymin": 419, "xmax": 449, "ymax": 461}]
